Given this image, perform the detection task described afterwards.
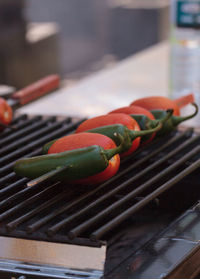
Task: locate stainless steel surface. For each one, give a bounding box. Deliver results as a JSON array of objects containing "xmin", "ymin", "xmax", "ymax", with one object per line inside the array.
[
  {"xmin": 104, "ymin": 202, "xmax": 200, "ymax": 279},
  {"xmin": 0, "ymin": 260, "xmax": 103, "ymax": 278},
  {"xmin": 0, "ymin": 237, "xmax": 106, "ymax": 271}
]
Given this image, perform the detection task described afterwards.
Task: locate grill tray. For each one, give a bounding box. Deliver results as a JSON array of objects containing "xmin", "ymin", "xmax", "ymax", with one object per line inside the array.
[{"xmin": 0, "ymin": 114, "xmax": 200, "ymax": 248}]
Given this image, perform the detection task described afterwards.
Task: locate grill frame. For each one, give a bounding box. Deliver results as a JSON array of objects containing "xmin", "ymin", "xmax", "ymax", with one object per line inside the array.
[
  {"xmin": 1, "ymin": 114, "xmax": 200, "ymax": 249},
  {"xmin": 0, "ymin": 259, "xmax": 103, "ymax": 279}
]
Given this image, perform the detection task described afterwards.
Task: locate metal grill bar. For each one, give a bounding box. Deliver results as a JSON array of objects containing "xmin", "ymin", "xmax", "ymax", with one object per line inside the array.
[
  {"xmin": 0, "ymin": 148, "xmax": 43, "ymax": 177},
  {"xmin": 0, "ymin": 178, "xmax": 28, "ymax": 197},
  {"xmin": 47, "ymin": 135, "xmax": 200, "ymax": 237},
  {"xmin": 26, "ymin": 190, "xmax": 102, "ymax": 233},
  {"xmin": 0, "ymin": 114, "xmax": 200, "ymax": 247},
  {"xmin": 6, "ymin": 191, "xmax": 70, "ymax": 231},
  {"xmin": 0, "ymin": 116, "xmax": 56, "ymax": 155},
  {"xmin": 67, "ymin": 145, "xmax": 200, "ymax": 239},
  {"xmin": 0, "ymin": 182, "xmax": 60, "ymax": 222},
  {"xmin": 10, "ymin": 114, "xmax": 27, "ymax": 125},
  {"xmin": 101, "ymin": 127, "xmax": 193, "ymax": 184},
  {"xmin": 90, "ymin": 158, "xmax": 200, "ymax": 240},
  {"xmin": 0, "ymin": 119, "xmax": 84, "ymax": 176},
  {"xmin": 0, "ymin": 114, "xmax": 27, "ymax": 138},
  {"xmin": 121, "ymin": 127, "xmax": 194, "ymax": 164},
  {"xmin": 0, "ymin": 116, "xmax": 42, "ymax": 147},
  {"xmin": 0, "ymin": 117, "xmax": 68, "ymax": 164},
  {"xmin": 0, "ymin": 177, "xmax": 59, "ymax": 211},
  {"xmin": 0, "ymin": 173, "xmax": 16, "ymax": 185},
  {"xmin": 26, "ymin": 129, "xmax": 194, "ymax": 234}
]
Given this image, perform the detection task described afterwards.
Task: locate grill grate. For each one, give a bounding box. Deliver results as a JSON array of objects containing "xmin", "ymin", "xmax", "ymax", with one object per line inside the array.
[{"xmin": 1, "ymin": 114, "xmax": 200, "ymax": 248}]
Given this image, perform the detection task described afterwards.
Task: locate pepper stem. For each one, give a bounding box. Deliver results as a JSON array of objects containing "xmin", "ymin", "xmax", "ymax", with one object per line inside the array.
[
  {"xmin": 104, "ymin": 133, "xmax": 132, "ymax": 159},
  {"xmin": 128, "ymin": 120, "xmax": 163, "ymax": 141},
  {"xmin": 172, "ymin": 103, "xmax": 198, "ymax": 126},
  {"xmin": 146, "ymin": 109, "xmax": 174, "ymax": 129},
  {"xmin": 159, "ymin": 109, "xmax": 174, "ymax": 124}
]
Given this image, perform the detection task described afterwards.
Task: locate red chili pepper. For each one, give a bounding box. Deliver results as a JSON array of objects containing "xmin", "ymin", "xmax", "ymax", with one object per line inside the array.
[
  {"xmin": 48, "ymin": 132, "xmax": 121, "ymax": 185},
  {"xmin": 108, "ymin": 105, "xmax": 156, "ymax": 144},
  {"xmin": 109, "ymin": 105, "xmax": 155, "ymax": 120},
  {"xmin": 76, "ymin": 113, "xmax": 141, "ymax": 157},
  {"xmin": 173, "ymin": 93, "xmax": 194, "ymax": 109},
  {"xmin": 130, "ymin": 94, "xmax": 194, "ymax": 116},
  {"xmin": 0, "ymin": 97, "xmax": 13, "ymax": 131}
]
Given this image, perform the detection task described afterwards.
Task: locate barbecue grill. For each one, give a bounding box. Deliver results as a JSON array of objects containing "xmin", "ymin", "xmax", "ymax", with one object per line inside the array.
[{"xmin": 1, "ymin": 113, "xmax": 200, "ymax": 279}]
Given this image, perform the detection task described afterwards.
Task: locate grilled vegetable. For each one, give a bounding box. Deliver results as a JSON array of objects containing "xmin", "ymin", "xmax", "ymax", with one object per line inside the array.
[
  {"xmin": 15, "ymin": 133, "xmax": 126, "ymax": 185},
  {"xmin": 0, "ymin": 97, "xmax": 13, "ymax": 131},
  {"xmin": 109, "ymin": 105, "xmax": 155, "ymax": 120},
  {"xmin": 174, "ymin": 93, "xmax": 195, "ymax": 109},
  {"xmin": 43, "ymin": 124, "xmax": 131, "ymax": 154},
  {"xmin": 42, "ymin": 122, "xmax": 161, "ymax": 154},
  {"xmin": 85, "ymin": 123, "xmax": 162, "ymax": 147},
  {"xmin": 130, "ymin": 94, "xmax": 194, "ymax": 116},
  {"xmin": 75, "ymin": 113, "xmax": 162, "ymax": 157},
  {"xmin": 108, "ymin": 105, "xmax": 172, "ymax": 144},
  {"xmin": 151, "ymin": 103, "xmax": 198, "ymax": 136},
  {"xmin": 43, "ymin": 138, "xmax": 59, "ymax": 154}
]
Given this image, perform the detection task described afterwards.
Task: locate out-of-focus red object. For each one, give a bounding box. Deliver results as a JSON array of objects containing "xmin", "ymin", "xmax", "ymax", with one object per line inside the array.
[
  {"xmin": 0, "ymin": 74, "xmax": 60, "ymax": 131},
  {"xmin": 11, "ymin": 74, "xmax": 60, "ymax": 105},
  {"xmin": 0, "ymin": 97, "xmax": 13, "ymax": 131},
  {"xmin": 130, "ymin": 94, "xmax": 195, "ymax": 116}
]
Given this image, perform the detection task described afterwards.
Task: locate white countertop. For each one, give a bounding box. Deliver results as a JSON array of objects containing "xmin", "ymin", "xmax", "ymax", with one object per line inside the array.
[
  {"xmin": 17, "ymin": 41, "xmax": 199, "ymax": 126},
  {"xmin": 17, "ymin": 42, "xmax": 170, "ymax": 118}
]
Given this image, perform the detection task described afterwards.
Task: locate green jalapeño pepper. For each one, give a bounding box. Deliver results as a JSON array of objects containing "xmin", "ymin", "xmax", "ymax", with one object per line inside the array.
[
  {"xmin": 85, "ymin": 122, "xmax": 162, "ymax": 146},
  {"xmin": 129, "ymin": 109, "xmax": 173, "ymax": 143},
  {"xmin": 42, "ymin": 125, "xmax": 132, "ymax": 154},
  {"xmin": 14, "ymin": 135, "xmax": 126, "ymax": 182},
  {"xmin": 42, "ymin": 138, "xmax": 60, "ymax": 154},
  {"xmin": 42, "ymin": 122, "xmax": 162, "ymax": 155},
  {"xmin": 150, "ymin": 103, "xmax": 198, "ymax": 136}
]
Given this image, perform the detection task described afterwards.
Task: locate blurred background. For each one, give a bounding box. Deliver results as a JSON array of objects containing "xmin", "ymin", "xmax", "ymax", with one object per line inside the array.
[{"xmin": 0, "ymin": 0, "xmax": 169, "ymax": 89}]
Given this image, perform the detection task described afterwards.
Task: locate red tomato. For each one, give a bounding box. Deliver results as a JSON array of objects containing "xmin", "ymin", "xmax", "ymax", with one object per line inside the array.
[
  {"xmin": 48, "ymin": 132, "xmax": 120, "ymax": 185},
  {"xmin": 0, "ymin": 97, "xmax": 13, "ymax": 131},
  {"xmin": 109, "ymin": 105, "xmax": 155, "ymax": 120},
  {"xmin": 76, "ymin": 113, "xmax": 141, "ymax": 157},
  {"xmin": 109, "ymin": 105, "xmax": 156, "ymax": 144},
  {"xmin": 130, "ymin": 96, "xmax": 180, "ymax": 116}
]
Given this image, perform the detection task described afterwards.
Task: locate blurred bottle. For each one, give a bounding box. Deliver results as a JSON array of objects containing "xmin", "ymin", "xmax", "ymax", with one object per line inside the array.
[{"xmin": 170, "ymin": 0, "xmax": 200, "ymax": 111}]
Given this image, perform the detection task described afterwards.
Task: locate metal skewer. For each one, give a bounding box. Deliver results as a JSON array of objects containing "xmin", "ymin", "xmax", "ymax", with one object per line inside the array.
[{"xmin": 27, "ymin": 165, "xmax": 70, "ymax": 187}]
